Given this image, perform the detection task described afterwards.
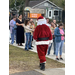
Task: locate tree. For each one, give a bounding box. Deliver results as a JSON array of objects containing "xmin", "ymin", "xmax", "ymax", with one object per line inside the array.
[
  {"xmin": 22, "ymin": 0, "xmax": 30, "ymax": 17},
  {"xmin": 49, "ymin": 0, "xmax": 65, "ymax": 10},
  {"xmin": 9, "ymin": 0, "xmax": 30, "ymax": 15},
  {"xmin": 25, "ymin": 0, "xmax": 30, "ymax": 7},
  {"xmin": 62, "ymin": 0, "xmax": 65, "ymax": 10}
]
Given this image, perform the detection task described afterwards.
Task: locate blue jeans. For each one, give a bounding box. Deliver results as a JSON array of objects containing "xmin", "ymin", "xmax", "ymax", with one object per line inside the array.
[
  {"xmin": 53, "ymin": 39, "xmax": 56, "ymax": 54},
  {"xmin": 47, "ymin": 43, "xmax": 52, "ymax": 55},
  {"xmin": 30, "ymin": 35, "xmax": 33, "ymax": 46},
  {"xmin": 25, "ymin": 33, "xmax": 31, "ymax": 50},
  {"xmin": 56, "ymin": 40, "xmax": 64, "ymax": 56},
  {"xmin": 11, "ymin": 28, "xmax": 16, "ymax": 44},
  {"xmin": 14, "ymin": 29, "xmax": 16, "ymax": 40}
]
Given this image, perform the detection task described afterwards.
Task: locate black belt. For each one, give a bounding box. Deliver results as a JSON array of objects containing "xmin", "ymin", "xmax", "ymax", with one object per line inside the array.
[{"xmin": 38, "ymin": 37, "xmax": 49, "ymax": 41}]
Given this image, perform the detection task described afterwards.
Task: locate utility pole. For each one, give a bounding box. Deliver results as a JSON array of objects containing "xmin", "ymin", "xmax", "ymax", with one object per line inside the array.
[{"xmin": 25, "ymin": 0, "xmax": 30, "ymax": 7}]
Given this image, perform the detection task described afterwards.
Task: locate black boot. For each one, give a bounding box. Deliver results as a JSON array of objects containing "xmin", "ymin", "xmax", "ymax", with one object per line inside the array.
[
  {"xmin": 40, "ymin": 63, "xmax": 45, "ymax": 71},
  {"xmin": 39, "ymin": 63, "xmax": 42, "ymax": 67}
]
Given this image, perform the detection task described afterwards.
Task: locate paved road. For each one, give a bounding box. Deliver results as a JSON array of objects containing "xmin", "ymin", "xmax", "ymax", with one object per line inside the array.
[
  {"xmin": 10, "ymin": 71, "xmax": 44, "ymax": 75},
  {"xmin": 10, "ymin": 68, "xmax": 65, "ymax": 75}
]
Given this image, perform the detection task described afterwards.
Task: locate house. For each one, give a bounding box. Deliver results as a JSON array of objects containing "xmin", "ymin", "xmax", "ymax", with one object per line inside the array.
[{"xmin": 24, "ymin": 0, "xmax": 63, "ymax": 22}]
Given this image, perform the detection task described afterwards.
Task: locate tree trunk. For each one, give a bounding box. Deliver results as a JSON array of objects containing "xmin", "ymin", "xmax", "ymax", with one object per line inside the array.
[
  {"xmin": 23, "ymin": 0, "xmax": 30, "ymax": 18},
  {"xmin": 25, "ymin": 0, "xmax": 30, "ymax": 7}
]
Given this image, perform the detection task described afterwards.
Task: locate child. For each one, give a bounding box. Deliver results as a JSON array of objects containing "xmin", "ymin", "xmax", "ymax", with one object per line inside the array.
[{"xmin": 30, "ymin": 21, "xmax": 35, "ymax": 47}]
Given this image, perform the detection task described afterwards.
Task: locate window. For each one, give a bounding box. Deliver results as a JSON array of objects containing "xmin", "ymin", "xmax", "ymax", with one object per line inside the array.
[
  {"xmin": 54, "ymin": 11, "xmax": 58, "ymax": 15},
  {"xmin": 48, "ymin": 10, "xmax": 52, "ymax": 19},
  {"xmin": 49, "ymin": 11, "xmax": 51, "ymax": 17}
]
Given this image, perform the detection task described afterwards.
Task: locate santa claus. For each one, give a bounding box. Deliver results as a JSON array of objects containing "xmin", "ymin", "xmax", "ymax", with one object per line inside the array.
[{"xmin": 33, "ymin": 16, "xmax": 52, "ymax": 71}]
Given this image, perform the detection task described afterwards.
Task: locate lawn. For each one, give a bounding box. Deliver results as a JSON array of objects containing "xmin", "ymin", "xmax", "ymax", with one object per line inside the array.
[{"xmin": 9, "ymin": 45, "xmax": 65, "ymax": 74}]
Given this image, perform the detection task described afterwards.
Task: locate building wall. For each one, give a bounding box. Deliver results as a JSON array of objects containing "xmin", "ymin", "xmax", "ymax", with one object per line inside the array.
[
  {"xmin": 24, "ymin": 1, "xmax": 63, "ymax": 23},
  {"xmin": 30, "ymin": 9, "xmax": 45, "ymax": 15},
  {"xmin": 32, "ymin": 1, "xmax": 62, "ymax": 22}
]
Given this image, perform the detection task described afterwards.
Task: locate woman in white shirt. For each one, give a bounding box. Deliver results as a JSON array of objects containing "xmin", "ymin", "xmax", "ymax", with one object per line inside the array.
[
  {"xmin": 46, "ymin": 18, "xmax": 51, "ymax": 27},
  {"xmin": 23, "ymin": 19, "xmax": 33, "ymax": 51}
]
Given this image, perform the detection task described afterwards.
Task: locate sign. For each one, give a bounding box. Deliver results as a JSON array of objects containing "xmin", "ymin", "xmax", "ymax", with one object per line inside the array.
[
  {"xmin": 24, "ymin": 7, "xmax": 31, "ymax": 11},
  {"xmin": 30, "ymin": 13, "xmax": 41, "ymax": 18}
]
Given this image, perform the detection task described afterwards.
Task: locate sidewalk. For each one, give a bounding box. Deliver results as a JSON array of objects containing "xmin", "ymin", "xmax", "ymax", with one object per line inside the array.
[{"xmin": 35, "ymin": 68, "xmax": 65, "ymax": 75}]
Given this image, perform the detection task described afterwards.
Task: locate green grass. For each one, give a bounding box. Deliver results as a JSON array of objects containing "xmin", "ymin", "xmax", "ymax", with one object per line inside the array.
[{"xmin": 9, "ymin": 45, "xmax": 65, "ymax": 74}]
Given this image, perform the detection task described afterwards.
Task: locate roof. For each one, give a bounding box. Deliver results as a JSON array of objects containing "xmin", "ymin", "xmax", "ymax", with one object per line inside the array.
[
  {"xmin": 28, "ymin": 0, "xmax": 62, "ymax": 10},
  {"xmin": 28, "ymin": 0, "xmax": 45, "ymax": 7}
]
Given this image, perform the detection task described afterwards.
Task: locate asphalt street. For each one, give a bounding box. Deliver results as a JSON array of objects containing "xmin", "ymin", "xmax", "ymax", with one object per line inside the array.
[{"xmin": 10, "ymin": 71, "xmax": 43, "ymax": 75}]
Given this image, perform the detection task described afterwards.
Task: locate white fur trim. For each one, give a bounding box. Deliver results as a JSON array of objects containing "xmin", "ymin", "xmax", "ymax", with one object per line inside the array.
[
  {"xmin": 50, "ymin": 40, "xmax": 53, "ymax": 43},
  {"xmin": 43, "ymin": 61, "xmax": 46, "ymax": 63},
  {"xmin": 35, "ymin": 40, "xmax": 53, "ymax": 45},
  {"xmin": 37, "ymin": 18, "xmax": 47, "ymax": 25},
  {"xmin": 38, "ymin": 18, "xmax": 45, "ymax": 21}
]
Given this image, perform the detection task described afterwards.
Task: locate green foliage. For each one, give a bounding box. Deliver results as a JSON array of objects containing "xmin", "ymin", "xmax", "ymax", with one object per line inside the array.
[
  {"xmin": 9, "ymin": 0, "xmax": 65, "ymax": 9},
  {"xmin": 9, "ymin": 0, "xmax": 25, "ymax": 8},
  {"xmin": 9, "ymin": 0, "xmax": 15, "ymax": 8},
  {"xmin": 49, "ymin": 0, "xmax": 65, "ymax": 10}
]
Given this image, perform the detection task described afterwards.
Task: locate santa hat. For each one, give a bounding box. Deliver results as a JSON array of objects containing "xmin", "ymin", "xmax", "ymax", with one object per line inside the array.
[{"xmin": 37, "ymin": 16, "xmax": 47, "ymax": 25}]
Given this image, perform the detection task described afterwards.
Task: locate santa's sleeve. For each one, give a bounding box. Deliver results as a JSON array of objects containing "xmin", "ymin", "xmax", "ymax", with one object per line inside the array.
[{"xmin": 33, "ymin": 26, "xmax": 39, "ymax": 40}]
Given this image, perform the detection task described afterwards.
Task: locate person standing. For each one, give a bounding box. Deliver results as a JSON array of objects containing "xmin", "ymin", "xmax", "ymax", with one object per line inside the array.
[
  {"xmin": 30, "ymin": 21, "xmax": 35, "ymax": 47},
  {"xmin": 9, "ymin": 16, "xmax": 16, "ymax": 44},
  {"xmin": 30, "ymin": 18, "xmax": 33, "ymax": 22},
  {"xmin": 33, "ymin": 16, "xmax": 52, "ymax": 71},
  {"xmin": 53, "ymin": 19, "xmax": 58, "ymax": 27},
  {"xmin": 46, "ymin": 18, "xmax": 51, "ymax": 27},
  {"xmin": 16, "ymin": 14, "xmax": 25, "ymax": 46},
  {"xmin": 53, "ymin": 24, "xmax": 57, "ymax": 55},
  {"xmin": 54, "ymin": 23, "xmax": 65, "ymax": 60},
  {"xmin": 23, "ymin": 19, "xmax": 33, "ymax": 51},
  {"xmin": 47, "ymin": 22, "xmax": 55, "ymax": 55}
]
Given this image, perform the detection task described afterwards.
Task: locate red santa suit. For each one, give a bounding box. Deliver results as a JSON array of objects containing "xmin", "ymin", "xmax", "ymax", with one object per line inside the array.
[{"xmin": 33, "ymin": 16, "xmax": 52, "ymax": 64}]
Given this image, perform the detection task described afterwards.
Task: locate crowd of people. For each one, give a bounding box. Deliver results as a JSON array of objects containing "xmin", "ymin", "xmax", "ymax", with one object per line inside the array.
[
  {"xmin": 9, "ymin": 14, "xmax": 35, "ymax": 49},
  {"xmin": 45, "ymin": 18, "xmax": 65, "ymax": 60},
  {"xmin": 9, "ymin": 15, "xmax": 65, "ymax": 70}
]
